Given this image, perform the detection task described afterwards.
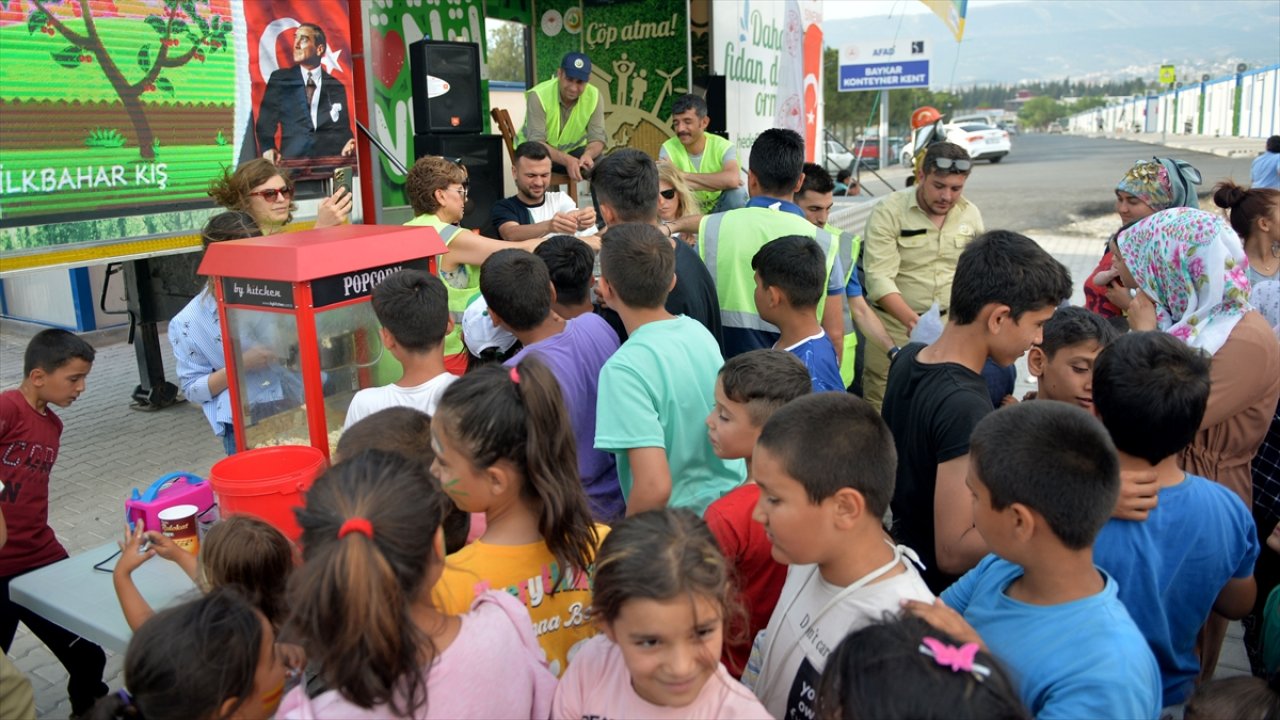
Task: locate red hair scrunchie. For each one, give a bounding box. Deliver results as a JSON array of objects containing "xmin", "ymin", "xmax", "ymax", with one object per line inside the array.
[{"xmin": 338, "ymin": 517, "xmax": 374, "ymax": 540}]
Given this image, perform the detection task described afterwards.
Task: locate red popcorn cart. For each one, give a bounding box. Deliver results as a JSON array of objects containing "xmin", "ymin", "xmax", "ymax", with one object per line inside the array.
[{"xmin": 197, "ymin": 224, "xmax": 447, "ymax": 458}]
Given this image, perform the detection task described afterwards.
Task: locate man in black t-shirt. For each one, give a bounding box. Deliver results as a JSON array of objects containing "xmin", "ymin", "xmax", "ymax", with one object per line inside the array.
[
  {"xmin": 588, "ymin": 149, "xmax": 724, "ymax": 353},
  {"xmin": 487, "ymin": 141, "xmax": 596, "ymax": 241},
  {"xmin": 881, "ymin": 230, "xmax": 1071, "ymax": 593}
]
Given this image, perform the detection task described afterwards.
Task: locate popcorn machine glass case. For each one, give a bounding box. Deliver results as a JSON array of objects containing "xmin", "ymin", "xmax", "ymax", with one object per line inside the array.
[{"xmin": 197, "ymin": 225, "xmax": 447, "ymax": 458}]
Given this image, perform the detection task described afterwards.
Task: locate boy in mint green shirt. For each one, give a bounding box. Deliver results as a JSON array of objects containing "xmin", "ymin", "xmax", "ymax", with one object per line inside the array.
[{"xmin": 594, "ymin": 223, "xmax": 744, "ymax": 516}]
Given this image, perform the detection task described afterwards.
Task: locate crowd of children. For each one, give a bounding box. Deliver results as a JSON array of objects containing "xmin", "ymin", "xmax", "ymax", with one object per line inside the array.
[{"xmin": 5, "ymin": 135, "xmax": 1280, "ymax": 720}]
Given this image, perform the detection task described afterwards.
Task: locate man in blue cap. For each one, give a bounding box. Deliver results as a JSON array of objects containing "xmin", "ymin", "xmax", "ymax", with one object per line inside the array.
[{"xmin": 519, "ymin": 52, "xmax": 606, "ymax": 182}]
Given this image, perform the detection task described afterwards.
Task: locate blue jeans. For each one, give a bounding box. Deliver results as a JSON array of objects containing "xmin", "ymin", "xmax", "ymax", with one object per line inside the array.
[
  {"xmin": 220, "ymin": 422, "xmax": 238, "ymax": 455},
  {"xmin": 711, "ymin": 185, "xmax": 749, "ymax": 213}
]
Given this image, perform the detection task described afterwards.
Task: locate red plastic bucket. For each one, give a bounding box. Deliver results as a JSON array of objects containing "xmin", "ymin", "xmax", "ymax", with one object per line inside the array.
[{"xmin": 209, "ymin": 446, "xmax": 327, "ymax": 542}]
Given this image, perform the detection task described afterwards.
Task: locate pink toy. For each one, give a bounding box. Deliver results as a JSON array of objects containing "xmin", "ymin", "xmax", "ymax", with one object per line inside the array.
[{"xmin": 125, "ymin": 473, "xmax": 216, "ymax": 533}]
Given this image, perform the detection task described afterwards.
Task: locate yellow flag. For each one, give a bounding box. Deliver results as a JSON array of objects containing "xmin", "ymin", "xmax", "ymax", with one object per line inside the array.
[{"xmin": 919, "ymin": 0, "xmax": 968, "ymax": 42}]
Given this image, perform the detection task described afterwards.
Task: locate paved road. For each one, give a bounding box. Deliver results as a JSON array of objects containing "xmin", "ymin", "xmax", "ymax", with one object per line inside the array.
[{"xmin": 959, "ymin": 133, "xmax": 1255, "ymax": 233}]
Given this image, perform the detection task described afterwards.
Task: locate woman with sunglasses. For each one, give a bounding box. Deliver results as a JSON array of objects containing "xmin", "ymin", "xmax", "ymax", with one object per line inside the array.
[
  {"xmin": 657, "ymin": 161, "xmax": 700, "ymax": 246},
  {"xmin": 404, "ymin": 156, "xmax": 598, "ymax": 373},
  {"xmin": 208, "ymin": 158, "xmax": 351, "ymax": 233}
]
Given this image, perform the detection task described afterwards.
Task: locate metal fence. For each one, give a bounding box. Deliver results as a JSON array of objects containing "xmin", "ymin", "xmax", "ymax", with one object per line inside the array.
[{"xmin": 1064, "ymin": 64, "xmax": 1279, "ymax": 139}]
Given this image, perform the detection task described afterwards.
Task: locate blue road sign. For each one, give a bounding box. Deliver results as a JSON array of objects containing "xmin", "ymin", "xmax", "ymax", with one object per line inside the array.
[{"xmin": 838, "ymin": 39, "xmax": 931, "ymax": 92}]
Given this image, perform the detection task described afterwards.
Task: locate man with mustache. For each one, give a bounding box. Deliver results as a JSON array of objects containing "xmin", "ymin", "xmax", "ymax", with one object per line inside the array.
[{"xmin": 658, "ymin": 94, "xmax": 746, "ymax": 214}]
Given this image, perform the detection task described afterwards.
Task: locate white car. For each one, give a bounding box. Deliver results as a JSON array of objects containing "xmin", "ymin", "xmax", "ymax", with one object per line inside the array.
[
  {"xmin": 900, "ymin": 122, "xmax": 1012, "ymax": 166},
  {"xmin": 824, "ymin": 139, "xmax": 856, "ymax": 174}
]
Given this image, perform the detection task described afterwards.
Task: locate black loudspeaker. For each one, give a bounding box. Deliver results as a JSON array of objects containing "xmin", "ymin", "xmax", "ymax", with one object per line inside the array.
[
  {"xmin": 702, "ymin": 75, "xmax": 727, "ymax": 137},
  {"xmin": 413, "ymin": 133, "xmax": 504, "ymax": 232},
  {"xmin": 409, "ymin": 40, "xmax": 483, "ymax": 134}
]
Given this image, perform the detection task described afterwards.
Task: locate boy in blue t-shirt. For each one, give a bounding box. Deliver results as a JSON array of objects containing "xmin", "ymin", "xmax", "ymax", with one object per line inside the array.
[
  {"xmin": 907, "ymin": 401, "xmax": 1162, "ymax": 720},
  {"xmin": 1091, "ymin": 331, "xmax": 1258, "ymax": 708},
  {"xmin": 594, "ymin": 223, "xmax": 743, "ymax": 516},
  {"xmin": 752, "ymin": 235, "xmax": 844, "ymax": 392}
]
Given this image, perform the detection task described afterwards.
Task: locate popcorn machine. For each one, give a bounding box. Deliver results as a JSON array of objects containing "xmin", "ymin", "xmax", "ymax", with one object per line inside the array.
[{"xmin": 197, "ymin": 224, "xmax": 447, "ymax": 458}]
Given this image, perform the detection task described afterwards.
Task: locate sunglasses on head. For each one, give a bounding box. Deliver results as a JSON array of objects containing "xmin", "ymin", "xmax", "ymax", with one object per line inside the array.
[
  {"xmin": 659, "ymin": 188, "xmax": 677, "ymax": 200},
  {"xmin": 930, "ymin": 157, "xmax": 973, "ymax": 173},
  {"xmin": 248, "ymin": 187, "xmax": 294, "ymax": 202}
]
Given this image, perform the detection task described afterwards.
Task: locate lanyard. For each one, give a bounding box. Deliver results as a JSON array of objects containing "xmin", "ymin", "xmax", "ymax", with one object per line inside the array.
[{"xmin": 755, "ymin": 541, "xmax": 923, "ymax": 701}]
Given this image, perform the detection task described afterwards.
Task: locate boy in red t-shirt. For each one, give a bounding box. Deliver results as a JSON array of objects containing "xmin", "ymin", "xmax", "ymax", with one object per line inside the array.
[
  {"xmin": 0, "ymin": 329, "xmax": 106, "ymax": 715},
  {"xmin": 703, "ymin": 349, "xmax": 812, "ymax": 677}
]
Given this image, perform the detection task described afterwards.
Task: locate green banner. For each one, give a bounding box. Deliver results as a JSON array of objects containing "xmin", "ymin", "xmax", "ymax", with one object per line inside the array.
[
  {"xmin": 532, "ymin": 0, "xmax": 583, "ymax": 84},
  {"xmin": 487, "ymin": 0, "xmax": 534, "ymax": 26},
  {"xmin": 530, "ymin": 0, "xmax": 687, "ymax": 157},
  {"xmin": 365, "ymin": 0, "xmax": 489, "ymax": 209}
]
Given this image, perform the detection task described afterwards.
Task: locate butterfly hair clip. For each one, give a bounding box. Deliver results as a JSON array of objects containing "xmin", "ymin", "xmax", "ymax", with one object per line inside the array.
[{"xmin": 918, "ymin": 636, "xmax": 992, "ymax": 681}]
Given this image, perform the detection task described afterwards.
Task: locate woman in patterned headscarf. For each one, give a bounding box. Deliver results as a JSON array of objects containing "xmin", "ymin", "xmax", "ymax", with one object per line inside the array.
[
  {"xmin": 1112, "ymin": 207, "xmax": 1280, "ymax": 500},
  {"xmin": 1111, "ymin": 206, "xmax": 1280, "ymax": 682},
  {"xmin": 1085, "ymin": 157, "xmax": 1202, "ymax": 322}
]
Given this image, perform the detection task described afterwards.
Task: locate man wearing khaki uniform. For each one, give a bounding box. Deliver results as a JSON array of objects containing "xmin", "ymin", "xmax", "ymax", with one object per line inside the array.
[{"xmin": 862, "ymin": 143, "xmax": 984, "ymax": 409}]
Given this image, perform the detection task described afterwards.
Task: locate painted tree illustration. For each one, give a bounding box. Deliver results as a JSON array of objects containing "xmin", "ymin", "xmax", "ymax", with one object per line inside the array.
[{"xmin": 25, "ymin": 0, "xmax": 230, "ymax": 159}]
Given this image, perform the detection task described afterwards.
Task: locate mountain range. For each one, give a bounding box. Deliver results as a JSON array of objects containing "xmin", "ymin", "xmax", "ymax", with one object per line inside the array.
[{"xmin": 821, "ymin": 0, "xmax": 1280, "ymax": 87}]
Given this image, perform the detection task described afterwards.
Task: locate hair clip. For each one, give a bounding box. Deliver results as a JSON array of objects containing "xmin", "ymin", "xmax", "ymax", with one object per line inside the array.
[
  {"xmin": 919, "ymin": 637, "xmax": 991, "ymax": 680},
  {"xmin": 509, "ymin": 366, "xmax": 521, "ymax": 384},
  {"xmin": 338, "ymin": 517, "xmax": 374, "ymax": 540}
]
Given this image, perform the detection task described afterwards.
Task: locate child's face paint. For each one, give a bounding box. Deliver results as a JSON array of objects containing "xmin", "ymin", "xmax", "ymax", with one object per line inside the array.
[
  {"xmin": 232, "ymin": 614, "xmax": 287, "ymax": 719},
  {"xmin": 429, "ymin": 421, "xmax": 489, "ymax": 513}
]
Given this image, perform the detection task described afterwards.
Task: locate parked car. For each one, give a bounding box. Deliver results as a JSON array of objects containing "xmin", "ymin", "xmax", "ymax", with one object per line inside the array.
[
  {"xmin": 823, "ymin": 137, "xmax": 890, "ymax": 174},
  {"xmin": 950, "ymin": 113, "xmax": 999, "ymax": 127},
  {"xmin": 900, "ymin": 122, "xmax": 1012, "ymax": 165},
  {"xmin": 823, "ymin": 138, "xmax": 855, "ymax": 174},
  {"xmin": 1048, "ymin": 121, "xmax": 1065, "ymax": 134},
  {"xmin": 953, "ymin": 123, "xmax": 1011, "ymax": 162}
]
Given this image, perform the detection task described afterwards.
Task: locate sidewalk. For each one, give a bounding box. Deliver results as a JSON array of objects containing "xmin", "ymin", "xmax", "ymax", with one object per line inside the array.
[
  {"xmin": 1083, "ymin": 130, "xmax": 1266, "ymax": 159},
  {"xmin": 2, "ymin": 225, "xmax": 1256, "ymax": 716},
  {"xmin": 2, "ymin": 321, "xmax": 227, "ymax": 719}
]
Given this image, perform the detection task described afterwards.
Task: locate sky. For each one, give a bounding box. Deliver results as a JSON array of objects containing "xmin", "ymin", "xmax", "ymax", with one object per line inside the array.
[
  {"xmin": 818, "ymin": 0, "xmax": 1280, "ymax": 86},
  {"xmin": 822, "ymin": 0, "xmax": 1024, "ymax": 21}
]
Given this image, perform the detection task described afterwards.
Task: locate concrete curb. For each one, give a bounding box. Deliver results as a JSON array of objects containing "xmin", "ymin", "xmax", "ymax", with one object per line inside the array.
[
  {"xmin": 0, "ymin": 318, "xmax": 165, "ymax": 350},
  {"xmin": 1080, "ymin": 132, "xmax": 1264, "ymax": 159}
]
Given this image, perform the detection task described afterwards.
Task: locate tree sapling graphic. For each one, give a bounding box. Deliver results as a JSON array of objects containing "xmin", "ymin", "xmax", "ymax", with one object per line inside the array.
[{"xmin": 25, "ymin": 0, "xmax": 231, "ymax": 159}]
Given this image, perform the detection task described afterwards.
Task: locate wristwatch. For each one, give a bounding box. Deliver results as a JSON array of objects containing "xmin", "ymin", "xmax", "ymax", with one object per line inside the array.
[{"xmin": 888, "ymin": 345, "xmax": 902, "ymax": 361}]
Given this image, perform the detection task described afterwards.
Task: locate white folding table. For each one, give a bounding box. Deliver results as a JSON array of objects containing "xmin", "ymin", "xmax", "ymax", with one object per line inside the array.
[{"xmin": 10, "ymin": 541, "xmax": 196, "ymax": 654}]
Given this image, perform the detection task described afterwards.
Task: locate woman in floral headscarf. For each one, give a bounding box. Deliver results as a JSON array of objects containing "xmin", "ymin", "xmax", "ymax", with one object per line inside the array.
[
  {"xmin": 1112, "ymin": 207, "xmax": 1280, "ymax": 683},
  {"xmin": 1085, "ymin": 157, "xmax": 1202, "ymax": 321},
  {"xmin": 1112, "ymin": 207, "xmax": 1280, "ymax": 502}
]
